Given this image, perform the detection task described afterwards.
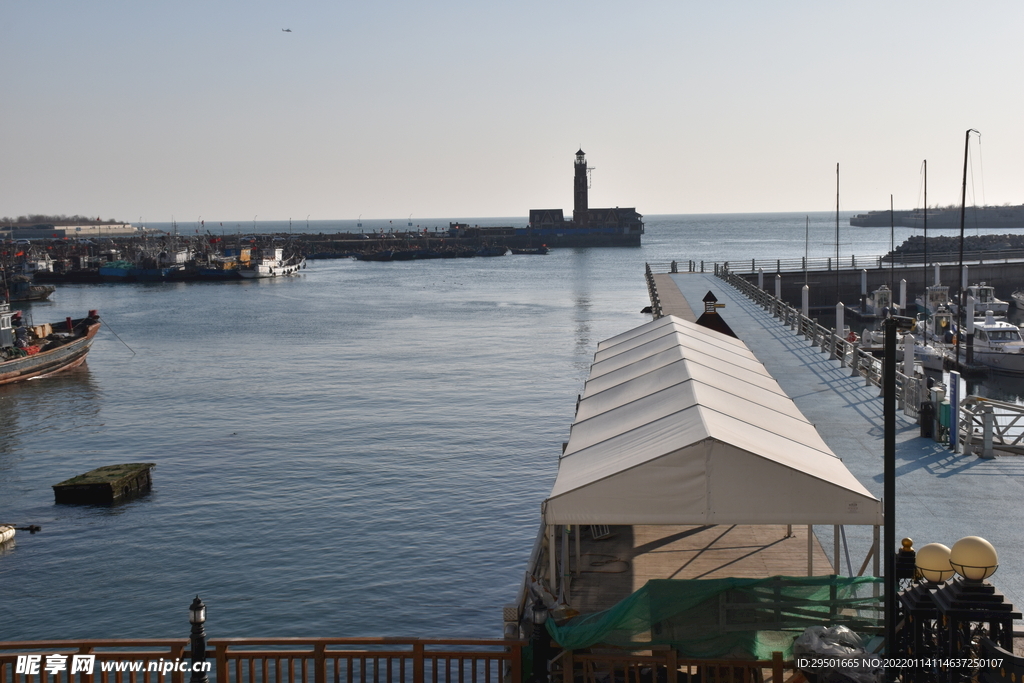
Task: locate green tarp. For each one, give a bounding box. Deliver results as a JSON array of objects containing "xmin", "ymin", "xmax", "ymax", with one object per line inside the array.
[{"xmin": 547, "ymin": 575, "xmax": 883, "ymax": 659}]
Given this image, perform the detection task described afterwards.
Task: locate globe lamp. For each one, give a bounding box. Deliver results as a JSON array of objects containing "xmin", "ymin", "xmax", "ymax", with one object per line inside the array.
[
  {"xmin": 949, "ymin": 536, "xmax": 998, "ymax": 581},
  {"xmin": 916, "ymin": 543, "xmax": 954, "ymax": 583}
]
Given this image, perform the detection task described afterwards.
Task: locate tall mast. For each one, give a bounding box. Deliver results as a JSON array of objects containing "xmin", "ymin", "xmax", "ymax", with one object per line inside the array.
[
  {"xmin": 836, "ymin": 163, "xmax": 840, "ymax": 302},
  {"xmin": 923, "ymin": 160, "xmax": 927, "ymax": 294},
  {"xmin": 955, "ymin": 129, "xmax": 979, "ymax": 366},
  {"xmin": 890, "ymin": 194, "xmax": 895, "ymax": 295}
]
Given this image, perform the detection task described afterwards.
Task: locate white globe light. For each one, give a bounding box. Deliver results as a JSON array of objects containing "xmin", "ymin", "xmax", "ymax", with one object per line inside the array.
[
  {"xmin": 916, "ymin": 543, "xmax": 954, "ymax": 583},
  {"xmin": 950, "ymin": 536, "xmax": 998, "ymax": 581}
]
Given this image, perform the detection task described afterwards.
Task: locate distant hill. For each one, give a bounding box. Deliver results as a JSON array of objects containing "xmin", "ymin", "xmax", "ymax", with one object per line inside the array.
[{"xmin": 0, "ymin": 214, "xmax": 123, "ymax": 227}]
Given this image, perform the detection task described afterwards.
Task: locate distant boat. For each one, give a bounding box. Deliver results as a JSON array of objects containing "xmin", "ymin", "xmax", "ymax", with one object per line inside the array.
[
  {"xmin": 950, "ymin": 283, "xmax": 1009, "ymax": 317},
  {"xmin": 0, "ymin": 303, "xmax": 101, "ymax": 385},
  {"xmin": 7, "ymin": 275, "xmax": 55, "ymax": 302},
  {"xmin": 238, "ymin": 248, "xmax": 305, "ymax": 279}
]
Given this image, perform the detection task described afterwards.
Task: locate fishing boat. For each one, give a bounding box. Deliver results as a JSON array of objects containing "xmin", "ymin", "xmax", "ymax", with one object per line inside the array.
[
  {"xmin": 0, "ymin": 303, "xmax": 101, "ymax": 385},
  {"xmin": 6, "ymin": 275, "xmax": 55, "ymax": 302},
  {"xmin": 238, "ymin": 248, "xmax": 305, "ymax": 279},
  {"xmin": 1012, "ymin": 290, "xmax": 1024, "ymax": 310}
]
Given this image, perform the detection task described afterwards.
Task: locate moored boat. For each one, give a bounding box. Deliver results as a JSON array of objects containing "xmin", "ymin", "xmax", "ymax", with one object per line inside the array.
[
  {"xmin": 0, "ymin": 303, "xmax": 101, "ymax": 385},
  {"xmin": 952, "ymin": 313, "xmax": 1024, "ymax": 375},
  {"xmin": 238, "ymin": 248, "xmax": 305, "ymax": 278}
]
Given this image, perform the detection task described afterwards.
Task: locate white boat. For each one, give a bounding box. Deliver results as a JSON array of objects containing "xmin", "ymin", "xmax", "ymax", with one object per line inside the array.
[
  {"xmin": 1011, "ymin": 290, "xmax": 1024, "ymax": 310},
  {"xmin": 953, "ymin": 313, "xmax": 1024, "ymax": 375},
  {"xmin": 914, "ymin": 341, "xmax": 951, "ymax": 372},
  {"xmin": 915, "ymin": 284, "xmax": 953, "ymax": 315},
  {"xmin": 915, "ymin": 306, "xmax": 956, "ymax": 346},
  {"xmin": 949, "ymin": 283, "xmax": 1009, "ymax": 317},
  {"xmin": 238, "ymin": 248, "xmax": 306, "ymax": 279}
]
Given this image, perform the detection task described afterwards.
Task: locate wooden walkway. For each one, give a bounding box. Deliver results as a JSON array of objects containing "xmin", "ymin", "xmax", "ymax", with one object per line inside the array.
[{"xmin": 568, "ymin": 524, "xmax": 833, "ymax": 614}]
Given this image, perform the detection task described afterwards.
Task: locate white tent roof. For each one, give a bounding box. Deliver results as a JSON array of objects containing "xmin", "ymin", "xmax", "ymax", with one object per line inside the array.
[{"xmin": 543, "ymin": 315, "xmax": 882, "ymax": 526}]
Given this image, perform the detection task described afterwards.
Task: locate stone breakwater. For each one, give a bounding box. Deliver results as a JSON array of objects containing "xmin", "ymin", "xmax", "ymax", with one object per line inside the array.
[{"xmin": 890, "ymin": 233, "xmax": 1024, "ymax": 258}]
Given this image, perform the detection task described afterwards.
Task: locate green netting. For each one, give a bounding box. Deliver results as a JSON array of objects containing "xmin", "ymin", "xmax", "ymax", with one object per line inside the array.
[{"xmin": 547, "ymin": 575, "xmax": 883, "ymax": 659}]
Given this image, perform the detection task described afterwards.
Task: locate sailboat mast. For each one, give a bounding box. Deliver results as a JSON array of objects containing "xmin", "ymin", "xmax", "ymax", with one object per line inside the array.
[
  {"xmin": 923, "ymin": 160, "xmax": 927, "ymax": 293},
  {"xmin": 836, "ymin": 163, "xmax": 840, "ymax": 303},
  {"xmin": 890, "ymin": 195, "xmax": 895, "ymax": 296},
  {"xmin": 955, "ymin": 129, "xmax": 979, "ymax": 366}
]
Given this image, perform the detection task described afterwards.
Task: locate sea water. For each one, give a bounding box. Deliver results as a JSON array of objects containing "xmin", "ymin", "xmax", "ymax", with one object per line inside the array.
[{"xmin": 2, "ymin": 212, "xmax": 1022, "ymax": 640}]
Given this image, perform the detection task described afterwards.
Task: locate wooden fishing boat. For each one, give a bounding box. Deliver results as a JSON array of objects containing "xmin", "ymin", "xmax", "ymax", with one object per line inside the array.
[{"xmin": 0, "ymin": 303, "xmax": 101, "ymax": 385}]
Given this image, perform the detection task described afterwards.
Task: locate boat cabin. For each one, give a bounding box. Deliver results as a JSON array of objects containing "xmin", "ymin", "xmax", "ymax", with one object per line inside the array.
[
  {"xmin": 0, "ymin": 303, "xmax": 12, "ymax": 348},
  {"xmin": 867, "ymin": 284, "xmax": 893, "ymax": 317},
  {"xmin": 918, "ymin": 284, "xmax": 951, "ymax": 314}
]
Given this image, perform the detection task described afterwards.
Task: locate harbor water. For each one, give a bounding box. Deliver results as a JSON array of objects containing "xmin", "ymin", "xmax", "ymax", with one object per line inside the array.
[{"xmin": 3, "ymin": 212, "xmax": 1024, "ymax": 640}]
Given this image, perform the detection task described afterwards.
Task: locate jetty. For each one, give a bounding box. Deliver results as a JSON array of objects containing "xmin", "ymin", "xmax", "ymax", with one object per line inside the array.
[{"xmin": 643, "ymin": 266, "xmax": 1024, "ymax": 617}]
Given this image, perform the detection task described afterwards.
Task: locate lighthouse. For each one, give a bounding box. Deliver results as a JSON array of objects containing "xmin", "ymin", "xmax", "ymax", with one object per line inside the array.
[{"xmin": 573, "ymin": 149, "xmax": 589, "ymax": 227}]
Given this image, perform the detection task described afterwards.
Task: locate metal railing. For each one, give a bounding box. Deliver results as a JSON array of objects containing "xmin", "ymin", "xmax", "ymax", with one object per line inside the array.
[
  {"xmin": 0, "ymin": 639, "xmax": 523, "ymax": 683},
  {"xmin": 648, "ymin": 247, "xmax": 1024, "ymax": 276},
  {"xmin": 644, "ymin": 263, "xmax": 663, "ymax": 319},
  {"xmin": 960, "ymin": 396, "xmax": 1024, "ymax": 457}
]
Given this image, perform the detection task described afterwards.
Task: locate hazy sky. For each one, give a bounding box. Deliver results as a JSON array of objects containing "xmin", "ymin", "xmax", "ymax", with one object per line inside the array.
[{"xmin": 3, "ymin": 1, "xmax": 1022, "ymax": 222}]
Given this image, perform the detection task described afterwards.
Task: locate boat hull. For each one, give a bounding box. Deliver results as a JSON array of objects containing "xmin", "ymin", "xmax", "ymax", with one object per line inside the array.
[
  {"xmin": 0, "ymin": 318, "xmax": 100, "ymax": 385},
  {"xmin": 238, "ymin": 257, "xmax": 305, "ymax": 279}
]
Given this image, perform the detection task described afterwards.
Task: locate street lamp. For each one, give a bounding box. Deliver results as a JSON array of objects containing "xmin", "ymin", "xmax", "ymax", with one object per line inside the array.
[
  {"xmin": 189, "ymin": 596, "xmax": 209, "ymax": 683},
  {"xmin": 916, "ymin": 543, "xmax": 954, "ymax": 584},
  {"xmin": 949, "ymin": 536, "xmax": 998, "ymax": 581}
]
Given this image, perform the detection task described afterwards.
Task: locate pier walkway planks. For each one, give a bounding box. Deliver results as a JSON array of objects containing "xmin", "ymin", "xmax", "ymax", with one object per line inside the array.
[{"xmin": 658, "ymin": 272, "xmax": 1024, "ymax": 623}]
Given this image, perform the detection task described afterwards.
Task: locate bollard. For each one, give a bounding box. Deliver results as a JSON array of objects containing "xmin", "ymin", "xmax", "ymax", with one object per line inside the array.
[
  {"xmin": 982, "ymin": 405, "xmax": 995, "ymax": 459},
  {"xmin": 671, "ymin": 260, "xmax": 677, "ymax": 273}
]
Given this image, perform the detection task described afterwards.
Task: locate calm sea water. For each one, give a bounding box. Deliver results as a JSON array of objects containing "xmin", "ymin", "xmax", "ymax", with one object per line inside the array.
[{"xmin": 2, "ymin": 212, "xmax": 1022, "ymax": 640}]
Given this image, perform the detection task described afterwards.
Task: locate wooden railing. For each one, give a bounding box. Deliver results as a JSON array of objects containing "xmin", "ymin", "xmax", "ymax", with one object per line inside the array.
[{"xmin": 0, "ymin": 639, "xmax": 522, "ymax": 683}]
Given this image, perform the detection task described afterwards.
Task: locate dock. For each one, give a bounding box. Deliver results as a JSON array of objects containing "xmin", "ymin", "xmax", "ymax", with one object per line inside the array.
[
  {"xmin": 53, "ymin": 463, "xmax": 155, "ymax": 504},
  {"xmin": 643, "ymin": 270, "xmax": 1024, "ymax": 619}
]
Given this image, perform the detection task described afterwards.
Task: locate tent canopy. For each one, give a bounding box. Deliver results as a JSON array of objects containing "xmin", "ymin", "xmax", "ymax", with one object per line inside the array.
[{"xmin": 543, "ymin": 315, "xmax": 881, "ymax": 527}]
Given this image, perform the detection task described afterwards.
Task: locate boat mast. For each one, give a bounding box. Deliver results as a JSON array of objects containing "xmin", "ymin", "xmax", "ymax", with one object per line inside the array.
[
  {"xmin": 923, "ymin": 160, "xmax": 927, "ymax": 296},
  {"xmin": 955, "ymin": 129, "xmax": 980, "ymax": 366},
  {"xmin": 804, "ymin": 215, "xmax": 809, "ymax": 287},
  {"xmin": 890, "ymin": 194, "xmax": 895, "ymax": 297},
  {"xmin": 836, "ymin": 163, "xmax": 840, "ymax": 303}
]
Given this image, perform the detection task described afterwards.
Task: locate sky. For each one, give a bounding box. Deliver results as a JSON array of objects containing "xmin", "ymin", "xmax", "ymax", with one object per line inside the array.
[{"xmin": 2, "ymin": 1, "xmax": 1023, "ymax": 222}]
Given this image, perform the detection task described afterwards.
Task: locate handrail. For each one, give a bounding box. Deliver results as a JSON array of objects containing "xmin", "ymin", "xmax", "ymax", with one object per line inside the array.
[
  {"xmin": 0, "ymin": 638, "xmax": 523, "ymax": 683},
  {"xmin": 556, "ymin": 648, "xmax": 797, "ymax": 683}
]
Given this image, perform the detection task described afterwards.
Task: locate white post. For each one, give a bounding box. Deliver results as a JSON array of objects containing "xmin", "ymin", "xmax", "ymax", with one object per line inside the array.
[
  {"xmin": 836, "ymin": 302, "xmax": 845, "ymax": 340},
  {"xmin": 967, "ymin": 296, "xmax": 976, "ymax": 335},
  {"xmin": 758, "ymin": 268, "xmax": 764, "ymax": 290},
  {"xmin": 900, "ymin": 279, "xmax": 907, "ymax": 312},
  {"xmin": 983, "ymin": 405, "xmax": 995, "ymax": 459},
  {"xmin": 934, "ymin": 263, "xmax": 941, "ymax": 286},
  {"xmin": 903, "ymin": 332, "xmax": 915, "ymax": 375},
  {"xmin": 962, "ymin": 264, "xmax": 969, "ymax": 291},
  {"xmin": 775, "ymin": 274, "xmax": 782, "ymax": 300},
  {"xmin": 802, "ymin": 285, "xmax": 809, "ymax": 318},
  {"xmin": 861, "ymin": 269, "xmax": 868, "ymax": 296}
]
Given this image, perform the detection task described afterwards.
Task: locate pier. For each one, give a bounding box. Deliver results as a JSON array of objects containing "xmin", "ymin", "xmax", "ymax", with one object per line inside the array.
[{"xmin": 645, "ymin": 266, "xmax": 1024, "ymax": 624}]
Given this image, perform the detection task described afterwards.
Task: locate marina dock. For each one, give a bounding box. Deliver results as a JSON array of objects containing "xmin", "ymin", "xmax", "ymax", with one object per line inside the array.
[{"xmin": 647, "ymin": 270, "xmax": 1024, "ymax": 618}]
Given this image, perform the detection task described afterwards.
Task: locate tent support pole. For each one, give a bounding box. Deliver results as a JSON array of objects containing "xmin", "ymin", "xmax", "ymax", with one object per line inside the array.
[
  {"xmin": 547, "ymin": 524, "xmax": 557, "ymax": 594},
  {"xmin": 834, "ymin": 525, "xmax": 840, "ymax": 575},
  {"xmin": 574, "ymin": 525, "xmax": 581, "ymax": 577},
  {"xmin": 873, "ymin": 525, "xmax": 881, "ymax": 598},
  {"xmin": 561, "ymin": 526, "xmax": 570, "ymax": 604},
  {"xmin": 807, "ymin": 525, "xmax": 813, "ymax": 576}
]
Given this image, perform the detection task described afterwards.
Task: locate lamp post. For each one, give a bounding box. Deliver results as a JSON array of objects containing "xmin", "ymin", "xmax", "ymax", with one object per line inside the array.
[
  {"xmin": 189, "ymin": 596, "xmax": 209, "ymax": 683},
  {"xmin": 531, "ymin": 599, "xmax": 549, "ymax": 683}
]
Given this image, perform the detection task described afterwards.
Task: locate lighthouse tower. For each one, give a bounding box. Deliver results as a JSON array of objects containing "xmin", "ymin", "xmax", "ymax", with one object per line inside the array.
[{"xmin": 573, "ymin": 149, "xmax": 589, "ymax": 227}]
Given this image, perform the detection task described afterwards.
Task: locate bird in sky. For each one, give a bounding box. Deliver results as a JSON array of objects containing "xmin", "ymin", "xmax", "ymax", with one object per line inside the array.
[{"xmin": 282, "ymin": 28, "xmax": 292, "ymax": 32}]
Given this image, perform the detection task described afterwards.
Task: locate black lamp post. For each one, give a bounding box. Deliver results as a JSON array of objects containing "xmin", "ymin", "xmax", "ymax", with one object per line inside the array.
[
  {"xmin": 531, "ymin": 599, "xmax": 549, "ymax": 683},
  {"xmin": 189, "ymin": 596, "xmax": 209, "ymax": 683}
]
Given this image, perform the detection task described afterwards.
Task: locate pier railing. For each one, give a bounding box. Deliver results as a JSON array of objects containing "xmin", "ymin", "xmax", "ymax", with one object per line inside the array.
[
  {"xmin": 0, "ymin": 638, "xmax": 522, "ymax": 683},
  {"xmin": 648, "ymin": 247, "xmax": 1024, "ymax": 275},
  {"xmin": 959, "ymin": 396, "xmax": 1024, "ymax": 457}
]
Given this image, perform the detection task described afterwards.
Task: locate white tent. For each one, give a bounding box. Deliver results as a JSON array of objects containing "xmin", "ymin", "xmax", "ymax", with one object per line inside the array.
[{"xmin": 543, "ymin": 315, "xmax": 882, "ymax": 527}]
